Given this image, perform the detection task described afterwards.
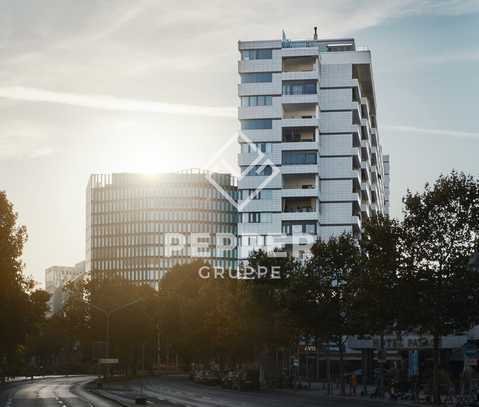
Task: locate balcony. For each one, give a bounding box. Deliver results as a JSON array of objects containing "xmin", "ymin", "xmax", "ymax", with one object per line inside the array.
[
  {"xmin": 282, "ymin": 56, "xmax": 319, "ymax": 81},
  {"xmin": 282, "ymin": 164, "xmax": 319, "ymax": 175},
  {"xmin": 282, "ymin": 117, "xmax": 319, "ymax": 128},
  {"xmin": 283, "ymin": 174, "xmax": 315, "ymax": 188},
  {"xmin": 281, "ymin": 211, "xmax": 319, "ymax": 221},
  {"xmin": 282, "ymin": 126, "xmax": 315, "ymax": 143},
  {"xmin": 282, "ymin": 150, "xmax": 317, "ymax": 167},
  {"xmin": 283, "ymin": 103, "xmax": 317, "ymax": 124},
  {"xmin": 283, "ymin": 104, "xmax": 316, "ymax": 119},
  {"xmin": 282, "ymin": 174, "xmax": 318, "ymax": 197},
  {"xmin": 282, "ymin": 80, "xmax": 317, "ymax": 96},
  {"xmin": 282, "ymin": 188, "xmax": 319, "ymax": 198},
  {"xmin": 283, "ymin": 197, "xmax": 317, "ymax": 213},
  {"xmin": 283, "ymin": 56, "xmax": 317, "ymax": 72}
]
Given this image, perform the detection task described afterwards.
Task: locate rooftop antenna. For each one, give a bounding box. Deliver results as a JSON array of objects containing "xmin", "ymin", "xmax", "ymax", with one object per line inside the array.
[{"xmin": 313, "ymin": 26, "xmax": 318, "ymax": 40}]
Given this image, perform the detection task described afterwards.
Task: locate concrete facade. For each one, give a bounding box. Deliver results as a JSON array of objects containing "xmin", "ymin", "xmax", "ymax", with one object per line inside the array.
[{"xmin": 237, "ymin": 35, "xmax": 389, "ymax": 259}]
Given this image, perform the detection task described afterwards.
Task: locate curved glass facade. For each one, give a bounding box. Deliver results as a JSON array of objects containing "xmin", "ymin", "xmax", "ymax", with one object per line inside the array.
[{"xmin": 86, "ymin": 171, "xmax": 237, "ymax": 288}]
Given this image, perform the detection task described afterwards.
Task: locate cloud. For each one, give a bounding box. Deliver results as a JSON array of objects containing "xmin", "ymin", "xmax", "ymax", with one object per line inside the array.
[
  {"xmin": 417, "ymin": 50, "xmax": 479, "ymax": 65},
  {"xmin": 0, "ymin": 86, "xmax": 236, "ymax": 118},
  {"xmin": 0, "ymin": 127, "xmax": 53, "ymax": 159},
  {"xmin": 385, "ymin": 125, "xmax": 479, "ymax": 140}
]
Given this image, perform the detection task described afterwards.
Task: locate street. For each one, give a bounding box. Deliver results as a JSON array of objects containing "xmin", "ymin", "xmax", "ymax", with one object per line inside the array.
[
  {"xmin": 107, "ymin": 375, "xmax": 403, "ymax": 407},
  {"xmin": 0, "ymin": 375, "xmax": 118, "ymax": 407}
]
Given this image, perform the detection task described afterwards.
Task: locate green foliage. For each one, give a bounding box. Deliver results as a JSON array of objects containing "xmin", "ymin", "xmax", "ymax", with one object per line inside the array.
[
  {"xmin": 289, "ymin": 234, "xmax": 362, "ymax": 341},
  {"xmin": 9, "ymin": 170, "xmax": 479, "ymax": 387},
  {"xmin": 0, "ymin": 191, "xmax": 50, "ymax": 377},
  {"xmin": 352, "ymin": 214, "xmax": 402, "ymax": 334},
  {"xmin": 401, "ymin": 171, "xmax": 479, "ymax": 336}
]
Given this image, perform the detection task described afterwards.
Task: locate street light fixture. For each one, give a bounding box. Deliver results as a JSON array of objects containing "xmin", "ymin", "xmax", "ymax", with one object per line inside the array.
[{"xmin": 90, "ymin": 297, "xmax": 143, "ymax": 374}]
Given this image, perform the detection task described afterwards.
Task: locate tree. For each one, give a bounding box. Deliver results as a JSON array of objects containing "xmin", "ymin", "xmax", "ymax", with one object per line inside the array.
[
  {"xmin": 88, "ymin": 277, "xmax": 157, "ymax": 375},
  {"xmin": 401, "ymin": 171, "xmax": 479, "ymax": 404},
  {"xmin": 290, "ymin": 234, "xmax": 363, "ymax": 395},
  {"xmin": 0, "ymin": 191, "xmax": 49, "ymax": 379},
  {"xmin": 352, "ymin": 214, "xmax": 402, "ymax": 397}
]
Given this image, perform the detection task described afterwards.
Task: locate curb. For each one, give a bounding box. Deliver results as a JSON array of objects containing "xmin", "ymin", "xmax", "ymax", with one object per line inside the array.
[{"xmin": 88, "ymin": 388, "xmax": 133, "ymax": 407}]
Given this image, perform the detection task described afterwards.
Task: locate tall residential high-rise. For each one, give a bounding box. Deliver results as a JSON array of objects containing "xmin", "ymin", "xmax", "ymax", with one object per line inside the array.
[
  {"xmin": 86, "ymin": 171, "xmax": 237, "ymax": 288},
  {"xmin": 237, "ymin": 32, "xmax": 389, "ymax": 259}
]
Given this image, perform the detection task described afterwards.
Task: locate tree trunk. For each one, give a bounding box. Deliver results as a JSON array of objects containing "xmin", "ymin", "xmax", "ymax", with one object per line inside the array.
[
  {"xmin": 339, "ymin": 340, "xmax": 345, "ymax": 396},
  {"xmin": 433, "ymin": 335, "xmax": 441, "ymax": 405},
  {"xmin": 378, "ymin": 334, "xmax": 385, "ymax": 398},
  {"xmin": 326, "ymin": 345, "xmax": 331, "ymax": 395},
  {"xmin": 362, "ymin": 349, "xmax": 368, "ymax": 396},
  {"xmin": 315, "ymin": 337, "xmax": 320, "ymax": 381}
]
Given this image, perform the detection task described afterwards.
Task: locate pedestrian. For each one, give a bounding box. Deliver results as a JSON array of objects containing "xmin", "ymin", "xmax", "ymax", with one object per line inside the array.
[{"xmin": 352, "ymin": 373, "xmax": 358, "ymax": 395}]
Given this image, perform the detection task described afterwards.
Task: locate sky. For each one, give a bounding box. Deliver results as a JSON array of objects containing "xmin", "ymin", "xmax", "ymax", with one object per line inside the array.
[{"xmin": 0, "ymin": 0, "xmax": 478, "ymax": 286}]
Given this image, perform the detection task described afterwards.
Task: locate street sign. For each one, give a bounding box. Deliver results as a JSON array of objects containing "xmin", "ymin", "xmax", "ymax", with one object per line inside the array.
[{"xmin": 98, "ymin": 358, "xmax": 119, "ymax": 365}]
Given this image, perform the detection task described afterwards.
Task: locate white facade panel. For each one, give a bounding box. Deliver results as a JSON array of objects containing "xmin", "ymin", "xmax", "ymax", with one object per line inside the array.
[
  {"xmin": 320, "ymin": 111, "xmax": 353, "ymax": 133},
  {"xmin": 319, "ymin": 64, "xmax": 352, "ymax": 87},
  {"xmin": 320, "ymin": 179, "xmax": 354, "ymax": 201},
  {"xmin": 320, "ymin": 202, "xmax": 353, "ymax": 224},
  {"xmin": 321, "ymin": 134, "xmax": 353, "ymax": 155},
  {"xmin": 320, "ymin": 88, "xmax": 352, "ymax": 110},
  {"xmin": 238, "ymin": 173, "xmax": 282, "ymax": 190},
  {"xmin": 320, "ymin": 157, "xmax": 353, "ymax": 178}
]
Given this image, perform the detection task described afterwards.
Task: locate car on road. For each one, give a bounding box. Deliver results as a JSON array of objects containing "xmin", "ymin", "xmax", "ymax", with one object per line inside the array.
[{"xmin": 231, "ymin": 369, "xmax": 260, "ymax": 391}]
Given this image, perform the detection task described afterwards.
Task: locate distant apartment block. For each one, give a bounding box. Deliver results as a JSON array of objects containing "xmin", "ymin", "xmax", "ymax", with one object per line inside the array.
[
  {"xmin": 86, "ymin": 171, "xmax": 237, "ymax": 288},
  {"xmin": 237, "ymin": 31, "xmax": 390, "ymax": 259},
  {"xmin": 45, "ymin": 261, "xmax": 85, "ymax": 315}
]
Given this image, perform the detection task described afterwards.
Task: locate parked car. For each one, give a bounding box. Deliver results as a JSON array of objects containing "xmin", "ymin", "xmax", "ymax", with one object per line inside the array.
[
  {"xmin": 201, "ymin": 370, "xmax": 221, "ymax": 385},
  {"xmin": 191, "ymin": 369, "xmax": 204, "ymax": 383},
  {"xmin": 232, "ymin": 369, "xmax": 260, "ymax": 391},
  {"xmin": 221, "ymin": 370, "xmax": 237, "ymax": 389}
]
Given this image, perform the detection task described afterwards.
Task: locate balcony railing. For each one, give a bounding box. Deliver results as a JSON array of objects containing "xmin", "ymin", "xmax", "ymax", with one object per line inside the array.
[{"xmin": 283, "ymin": 207, "xmax": 316, "ymax": 213}]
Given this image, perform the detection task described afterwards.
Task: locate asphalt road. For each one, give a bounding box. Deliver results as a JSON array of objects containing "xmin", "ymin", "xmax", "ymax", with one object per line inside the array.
[
  {"xmin": 0, "ymin": 375, "xmax": 119, "ymax": 407},
  {"xmin": 119, "ymin": 375, "xmax": 401, "ymax": 407}
]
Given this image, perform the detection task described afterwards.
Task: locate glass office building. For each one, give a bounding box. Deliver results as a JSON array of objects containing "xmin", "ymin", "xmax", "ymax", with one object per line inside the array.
[{"xmin": 86, "ymin": 171, "xmax": 237, "ymax": 288}]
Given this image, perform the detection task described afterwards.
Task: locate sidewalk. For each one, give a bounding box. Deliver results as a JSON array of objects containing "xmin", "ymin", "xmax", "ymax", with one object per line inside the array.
[{"xmin": 283, "ymin": 382, "xmax": 423, "ymax": 406}]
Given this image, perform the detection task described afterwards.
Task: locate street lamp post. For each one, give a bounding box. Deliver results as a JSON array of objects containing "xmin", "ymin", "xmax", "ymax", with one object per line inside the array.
[{"xmin": 90, "ymin": 298, "xmax": 143, "ymax": 377}]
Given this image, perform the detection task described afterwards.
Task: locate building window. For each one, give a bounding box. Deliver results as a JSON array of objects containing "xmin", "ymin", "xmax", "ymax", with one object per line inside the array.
[
  {"xmin": 240, "ymin": 189, "xmax": 273, "ymax": 200},
  {"xmin": 241, "ymin": 142, "xmax": 272, "ymax": 153},
  {"xmin": 241, "ymin": 119, "xmax": 273, "ymax": 130},
  {"xmin": 241, "ymin": 165, "xmax": 273, "ymax": 176},
  {"xmin": 282, "ymin": 80, "xmax": 317, "ymax": 95},
  {"xmin": 282, "ymin": 150, "xmax": 317, "ymax": 165},
  {"xmin": 282, "ymin": 222, "xmax": 317, "ymax": 235},
  {"xmin": 242, "ymin": 212, "xmax": 261, "ymax": 223},
  {"xmin": 241, "ymin": 72, "xmax": 273, "ymax": 84},
  {"xmin": 241, "ymin": 49, "xmax": 272, "ymax": 60},
  {"xmin": 241, "ymin": 95, "xmax": 273, "ymax": 107}
]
